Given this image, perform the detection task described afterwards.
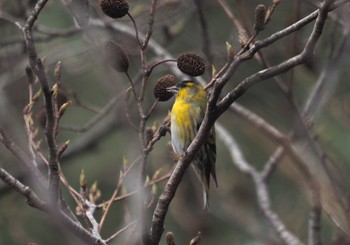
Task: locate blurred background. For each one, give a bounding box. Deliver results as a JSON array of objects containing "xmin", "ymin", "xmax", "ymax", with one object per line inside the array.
[{"xmin": 1, "ymin": 0, "xmax": 350, "ymax": 244}]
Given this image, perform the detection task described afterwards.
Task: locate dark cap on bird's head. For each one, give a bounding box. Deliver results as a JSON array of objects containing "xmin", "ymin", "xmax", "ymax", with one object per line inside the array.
[{"xmin": 166, "ymin": 80, "xmax": 200, "ymax": 93}]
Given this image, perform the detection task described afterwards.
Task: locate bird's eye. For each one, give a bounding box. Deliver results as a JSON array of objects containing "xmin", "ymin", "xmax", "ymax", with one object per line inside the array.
[{"xmin": 177, "ymin": 81, "xmax": 189, "ymax": 88}]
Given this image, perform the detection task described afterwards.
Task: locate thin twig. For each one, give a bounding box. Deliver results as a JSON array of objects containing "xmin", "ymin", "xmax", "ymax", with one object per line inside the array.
[
  {"xmin": 105, "ymin": 220, "xmax": 137, "ymax": 243},
  {"xmin": 127, "ymin": 13, "xmax": 142, "ymax": 47},
  {"xmin": 145, "ymin": 99, "xmax": 159, "ymax": 119},
  {"xmin": 308, "ymin": 188, "xmax": 322, "ymax": 245},
  {"xmin": 145, "ymin": 122, "xmax": 170, "ymax": 153},
  {"xmin": 96, "ymin": 172, "xmax": 171, "ymax": 209},
  {"xmin": 0, "ymin": 128, "xmax": 46, "ymax": 186},
  {"xmin": 61, "ymin": 92, "xmax": 123, "ymax": 132},
  {"xmin": 124, "ymin": 87, "xmax": 140, "ymax": 132},
  {"xmin": 147, "ymin": 59, "xmax": 176, "ymax": 75},
  {"xmin": 216, "ymin": 0, "xmax": 335, "ymax": 113},
  {"xmin": 99, "ymin": 172, "xmax": 125, "ymax": 232},
  {"xmin": 142, "ymin": 0, "xmax": 159, "ymax": 50},
  {"xmin": 193, "ymin": 0, "xmax": 214, "ymax": 76},
  {"xmin": 217, "ymin": 0, "xmax": 246, "ymax": 36}
]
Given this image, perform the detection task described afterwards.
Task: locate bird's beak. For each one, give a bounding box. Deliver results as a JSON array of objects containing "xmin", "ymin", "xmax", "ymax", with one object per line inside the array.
[{"xmin": 166, "ymin": 85, "xmax": 178, "ymax": 94}]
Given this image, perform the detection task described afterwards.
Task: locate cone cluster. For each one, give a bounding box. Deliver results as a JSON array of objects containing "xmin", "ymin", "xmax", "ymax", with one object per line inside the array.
[
  {"xmin": 105, "ymin": 40, "xmax": 129, "ymax": 73},
  {"xmin": 153, "ymin": 74, "xmax": 176, "ymax": 101},
  {"xmin": 100, "ymin": 0, "xmax": 129, "ymax": 19},
  {"xmin": 177, "ymin": 53, "xmax": 206, "ymax": 77}
]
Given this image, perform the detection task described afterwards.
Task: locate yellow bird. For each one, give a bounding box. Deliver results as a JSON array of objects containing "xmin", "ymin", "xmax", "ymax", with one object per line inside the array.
[{"xmin": 167, "ymin": 81, "xmax": 218, "ymax": 209}]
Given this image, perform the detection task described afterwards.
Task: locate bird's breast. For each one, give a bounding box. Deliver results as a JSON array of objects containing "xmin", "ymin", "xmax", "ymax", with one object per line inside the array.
[{"xmin": 170, "ymin": 101, "xmax": 202, "ymax": 155}]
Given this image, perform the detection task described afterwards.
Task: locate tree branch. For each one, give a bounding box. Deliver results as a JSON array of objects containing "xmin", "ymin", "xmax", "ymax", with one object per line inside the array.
[
  {"xmin": 21, "ymin": 0, "xmax": 61, "ymax": 204},
  {"xmin": 0, "ymin": 167, "xmax": 106, "ymax": 245},
  {"xmin": 0, "ymin": 167, "xmax": 47, "ymax": 211}
]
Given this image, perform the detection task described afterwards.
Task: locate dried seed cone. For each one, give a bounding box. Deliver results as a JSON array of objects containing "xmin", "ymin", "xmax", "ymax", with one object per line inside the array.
[
  {"xmin": 154, "ymin": 74, "xmax": 176, "ymax": 101},
  {"xmin": 254, "ymin": 4, "xmax": 266, "ymax": 32},
  {"xmin": 105, "ymin": 40, "xmax": 129, "ymax": 73},
  {"xmin": 238, "ymin": 29, "xmax": 249, "ymax": 47},
  {"xmin": 100, "ymin": 0, "xmax": 129, "ymax": 19},
  {"xmin": 177, "ymin": 53, "xmax": 206, "ymax": 77}
]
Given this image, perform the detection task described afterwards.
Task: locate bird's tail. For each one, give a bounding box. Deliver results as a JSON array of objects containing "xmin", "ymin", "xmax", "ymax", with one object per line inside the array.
[
  {"xmin": 202, "ymin": 177, "xmax": 210, "ymax": 210},
  {"xmin": 191, "ymin": 161, "xmax": 217, "ymax": 210}
]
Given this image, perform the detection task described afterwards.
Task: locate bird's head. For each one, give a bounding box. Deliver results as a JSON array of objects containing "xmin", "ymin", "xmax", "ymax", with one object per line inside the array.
[
  {"xmin": 166, "ymin": 81, "xmax": 206, "ymax": 103},
  {"xmin": 166, "ymin": 80, "xmax": 202, "ymax": 95}
]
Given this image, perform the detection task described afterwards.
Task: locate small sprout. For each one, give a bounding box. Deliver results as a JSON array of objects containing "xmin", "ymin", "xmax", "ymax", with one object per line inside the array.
[
  {"xmin": 89, "ymin": 181, "xmax": 101, "ymax": 203},
  {"xmin": 125, "ymin": 86, "xmax": 132, "ymax": 102},
  {"xmin": 226, "ymin": 41, "xmax": 234, "ymax": 61},
  {"xmin": 58, "ymin": 140, "xmax": 70, "ymax": 157},
  {"xmin": 102, "ymin": 202, "xmax": 107, "ymax": 211},
  {"xmin": 58, "ymin": 101, "xmax": 72, "ymax": 118},
  {"xmin": 28, "ymin": 115, "xmax": 34, "ymax": 127},
  {"xmin": 52, "ymin": 83, "xmax": 59, "ymax": 99},
  {"xmin": 93, "ymin": 190, "xmax": 101, "ymax": 203},
  {"xmin": 121, "ymin": 185, "xmax": 128, "ymax": 195},
  {"xmin": 54, "ymin": 61, "xmax": 62, "ymax": 82},
  {"xmin": 32, "ymin": 89, "xmax": 42, "ymax": 103},
  {"xmin": 76, "ymin": 205, "xmax": 83, "ymax": 216},
  {"xmin": 123, "ymin": 155, "xmax": 128, "ymax": 170},
  {"xmin": 119, "ymin": 170, "xmax": 123, "ymax": 181},
  {"xmin": 105, "ymin": 40, "xmax": 129, "ymax": 73},
  {"xmin": 91, "ymin": 181, "xmax": 98, "ymax": 192},
  {"xmin": 190, "ymin": 231, "xmax": 202, "ymax": 245},
  {"xmin": 166, "ymin": 232, "xmax": 176, "ymax": 245},
  {"xmin": 100, "ymin": 0, "xmax": 129, "ymax": 19},
  {"xmin": 35, "ymin": 89, "xmax": 68, "ymax": 128},
  {"xmin": 254, "ymin": 4, "xmax": 267, "ymax": 33},
  {"xmin": 152, "ymin": 169, "xmax": 162, "ymax": 180},
  {"xmin": 153, "ymin": 74, "xmax": 176, "ymax": 101},
  {"xmin": 80, "ymin": 169, "xmax": 87, "ymax": 189},
  {"xmin": 145, "ymin": 175, "xmax": 150, "ymax": 185},
  {"xmin": 212, "ymin": 65, "xmax": 217, "ymax": 77},
  {"xmin": 152, "ymin": 183, "xmax": 157, "ymax": 195},
  {"xmin": 177, "ymin": 52, "xmax": 206, "ymax": 76}
]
